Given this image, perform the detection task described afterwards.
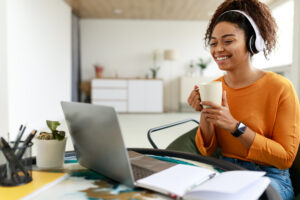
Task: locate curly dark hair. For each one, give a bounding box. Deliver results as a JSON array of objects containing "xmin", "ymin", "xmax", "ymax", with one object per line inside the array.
[{"xmin": 205, "ymin": 0, "xmax": 277, "ymax": 58}]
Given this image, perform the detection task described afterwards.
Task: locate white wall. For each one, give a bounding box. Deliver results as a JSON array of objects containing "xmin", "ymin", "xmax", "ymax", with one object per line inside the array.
[
  {"xmin": 253, "ymin": 0, "xmax": 293, "ymax": 71},
  {"xmin": 0, "ymin": 0, "xmax": 8, "ymax": 138},
  {"xmin": 6, "ymin": 0, "xmax": 72, "ymax": 137},
  {"xmin": 80, "ymin": 19, "xmax": 222, "ymax": 111},
  {"xmin": 292, "ymin": 0, "xmax": 300, "ymax": 95}
]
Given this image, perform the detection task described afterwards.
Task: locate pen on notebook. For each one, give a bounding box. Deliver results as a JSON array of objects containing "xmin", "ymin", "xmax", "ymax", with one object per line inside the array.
[
  {"xmin": 16, "ymin": 130, "xmax": 37, "ymax": 159},
  {"xmin": 13, "ymin": 124, "xmax": 26, "ymax": 151},
  {"xmin": 185, "ymin": 173, "xmax": 217, "ymax": 193}
]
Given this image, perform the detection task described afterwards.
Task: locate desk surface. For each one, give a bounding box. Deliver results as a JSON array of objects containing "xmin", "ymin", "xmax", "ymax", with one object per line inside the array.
[{"xmin": 5, "ymin": 148, "xmax": 281, "ymax": 200}]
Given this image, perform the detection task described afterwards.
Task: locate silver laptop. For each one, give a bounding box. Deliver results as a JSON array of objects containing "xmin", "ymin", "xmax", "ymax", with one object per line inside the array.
[{"xmin": 61, "ymin": 101, "xmax": 175, "ymax": 187}]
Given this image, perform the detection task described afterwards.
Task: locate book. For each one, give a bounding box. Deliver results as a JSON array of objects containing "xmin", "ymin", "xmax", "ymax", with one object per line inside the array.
[
  {"xmin": 0, "ymin": 171, "xmax": 68, "ymax": 200},
  {"xmin": 136, "ymin": 164, "xmax": 270, "ymax": 200}
]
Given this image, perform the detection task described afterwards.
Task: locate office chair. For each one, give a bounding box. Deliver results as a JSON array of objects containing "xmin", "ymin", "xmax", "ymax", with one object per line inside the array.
[
  {"xmin": 147, "ymin": 118, "xmax": 222, "ymax": 157},
  {"xmin": 147, "ymin": 118, "xmax": 300, "ymax": 198},
  {"xmin": 290, "ymin": 146, "xmax": 300, "ymax": 198}
]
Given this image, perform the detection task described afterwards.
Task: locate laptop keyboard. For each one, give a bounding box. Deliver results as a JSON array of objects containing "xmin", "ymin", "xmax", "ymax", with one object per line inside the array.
[{"xmin": 131, "ymin": 164, "xmax": 155, "ymax": 180}]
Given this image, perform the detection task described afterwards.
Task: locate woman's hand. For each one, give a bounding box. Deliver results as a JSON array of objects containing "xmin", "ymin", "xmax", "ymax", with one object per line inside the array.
[
  {"xmin": 201, "ymin": 91, "xmax": 238, "ymax": 132},
  {"xmin": 187, "ymin": 85, "xmax": 203, "ymax": 111}
]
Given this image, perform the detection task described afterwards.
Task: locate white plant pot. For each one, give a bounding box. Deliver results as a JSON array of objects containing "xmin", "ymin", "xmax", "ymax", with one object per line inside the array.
[{"xmin": 35, "ymin": 137, "xmax": 67, "ymax": 169}]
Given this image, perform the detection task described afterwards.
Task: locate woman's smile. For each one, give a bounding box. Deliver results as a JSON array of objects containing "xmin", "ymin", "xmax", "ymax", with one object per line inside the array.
[{"xmin": 214, "ymin": 55, "xmax": 232, "ymax": 65}]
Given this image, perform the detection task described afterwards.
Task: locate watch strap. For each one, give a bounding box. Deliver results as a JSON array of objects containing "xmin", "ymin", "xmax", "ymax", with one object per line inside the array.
[{"xmin": 231, "ymin": 122, "xmax": 247, "ymax": 137}]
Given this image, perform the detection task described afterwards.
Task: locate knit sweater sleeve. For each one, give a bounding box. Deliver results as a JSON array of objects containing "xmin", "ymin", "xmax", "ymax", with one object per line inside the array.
[
  {"xmin": 247, "ymin": 82, "xmax": 300, "ymax": 169},
  {"xmin": 195, "ymin": 126, "xmax": 218, "ymax": 156}
]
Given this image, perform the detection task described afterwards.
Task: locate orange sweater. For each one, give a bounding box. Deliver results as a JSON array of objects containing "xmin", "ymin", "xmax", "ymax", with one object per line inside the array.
[{"xmin": 195, "ymin": 71, "xmax": 300, "ymax": 169}]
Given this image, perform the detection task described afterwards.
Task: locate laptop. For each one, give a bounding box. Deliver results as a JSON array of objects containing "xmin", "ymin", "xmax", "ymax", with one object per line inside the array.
[{"xmin": 61, "ymin": 101, "xmax": 176, "ymax": 187}]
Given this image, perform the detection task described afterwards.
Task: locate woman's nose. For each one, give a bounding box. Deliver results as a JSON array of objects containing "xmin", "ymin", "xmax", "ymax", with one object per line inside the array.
[{"xmin": 215, "ymin": 44, "xmax": 225, "ymax": 52}]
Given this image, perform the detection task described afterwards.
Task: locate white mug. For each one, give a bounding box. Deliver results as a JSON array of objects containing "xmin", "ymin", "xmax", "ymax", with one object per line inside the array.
[{"xmin": 198, "ymin": 81, "xmax": 222, "ymax": 108}]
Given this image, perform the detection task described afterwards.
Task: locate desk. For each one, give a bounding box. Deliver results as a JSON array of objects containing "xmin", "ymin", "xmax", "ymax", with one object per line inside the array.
[{"xmin": 4, "ymin": 148, "xmax": 281, "ymax": 200}]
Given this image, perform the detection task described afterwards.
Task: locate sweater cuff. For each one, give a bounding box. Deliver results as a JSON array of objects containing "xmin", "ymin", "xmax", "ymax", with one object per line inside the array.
[
  {"xmin": 246, "ymin": 133, "xmax": 263, "ymax": 160},
  {"xmin": 195, "ymin": 127, "xmax": 217, "ymax": 156}
]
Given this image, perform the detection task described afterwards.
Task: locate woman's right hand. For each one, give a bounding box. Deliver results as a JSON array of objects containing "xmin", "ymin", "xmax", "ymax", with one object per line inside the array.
[
  {"xmin": 187, "ymin": 85, "xmax": 203, "ymax": 111},
  {"xmin": 188, "ymin": 85, "xmax": 215, "ymax": 146}
]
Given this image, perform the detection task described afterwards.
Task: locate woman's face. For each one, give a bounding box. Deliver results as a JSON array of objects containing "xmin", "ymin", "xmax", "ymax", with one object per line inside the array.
[{"xmin": 209, "ymin": 21, "xmax": 250, "ymax": 71}]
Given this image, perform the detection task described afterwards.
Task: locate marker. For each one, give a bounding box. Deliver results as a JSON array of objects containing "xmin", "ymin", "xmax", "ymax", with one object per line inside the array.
[
  {"xmin": 16, "ymin": 130, "xmax": 37, "ymax": 159},
  {"xmin": 13, "ymin": 124, "xmax": 26, "ymax": 151}
]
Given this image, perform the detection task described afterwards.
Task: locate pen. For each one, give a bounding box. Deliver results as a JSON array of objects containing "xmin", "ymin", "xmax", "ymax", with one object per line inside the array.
[
  {"xmin": 16, "ymin": 130, "xmax": 37, "ymax": 159},
  {"xmin": 13, "ymin": 124, "xmax": 26, "ymax": 151},
  {"xmin": 0, "ymin": 137, "xmax": 30, "ymax": 178},
  {"xmin": 185, "ymin": 173, "xmax": 217, "ymax": 193}
]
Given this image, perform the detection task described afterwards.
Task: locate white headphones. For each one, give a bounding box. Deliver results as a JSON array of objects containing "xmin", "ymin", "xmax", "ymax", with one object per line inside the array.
[{"xmin": 219, "ymin": 10, "xmax": 266, "ymax": 54}]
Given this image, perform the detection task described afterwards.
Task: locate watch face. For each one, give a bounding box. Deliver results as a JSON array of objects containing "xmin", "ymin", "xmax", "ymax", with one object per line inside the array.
[
  {"xmin": 238, "ymin": 123, "xmax": 247, "ymax": 132},
  {"xmin": 232, "ymin": 122, "xmax": 247, "ymax": 137}
]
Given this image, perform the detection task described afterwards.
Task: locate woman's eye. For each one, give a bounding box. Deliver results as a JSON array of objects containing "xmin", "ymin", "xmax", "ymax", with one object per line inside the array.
[
  {"xmin": 224, "ymin": 40, "xmax": 233, "ymax": 44},
  {"xmin": 209, "ymin": 42, "xmax": 217, "ymax": 47}
]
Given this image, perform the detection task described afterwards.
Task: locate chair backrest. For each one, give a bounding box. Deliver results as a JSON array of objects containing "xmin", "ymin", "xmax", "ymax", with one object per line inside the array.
[
  {"xmin": 165, "ymin": 127, "xmax": 200, "ymax": 154},
  {"xmin": 290, "ymin": 145, "xmax": 300, "ymax": 197},
  {"xmin": 147, "ymin": 118, "xmax": 199, "ymax": 149},
  {"xmin": 147, "ymin": 118, "xmax": 222, "ymax": 157}
]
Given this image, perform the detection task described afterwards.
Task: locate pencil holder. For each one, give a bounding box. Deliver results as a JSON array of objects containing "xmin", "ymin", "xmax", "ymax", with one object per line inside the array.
[{"xmin": 0, "ymin": 142, "xmax": 33, "ymax": 186}]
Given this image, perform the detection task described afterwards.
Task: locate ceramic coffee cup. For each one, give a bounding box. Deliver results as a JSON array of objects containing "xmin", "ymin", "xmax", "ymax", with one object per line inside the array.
[{"xmin": 198, "ymin": 81, "xmax": 222, "ymax": 108}]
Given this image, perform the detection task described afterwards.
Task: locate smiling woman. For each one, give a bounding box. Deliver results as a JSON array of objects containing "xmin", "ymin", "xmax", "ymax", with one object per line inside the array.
[
  {"xmin": 187, "ymin": 1, "xmax": 300, "ymax": 200},
  {"xmin": 209, "ymin": 22, "xmax": 250, "ymax": 73}
]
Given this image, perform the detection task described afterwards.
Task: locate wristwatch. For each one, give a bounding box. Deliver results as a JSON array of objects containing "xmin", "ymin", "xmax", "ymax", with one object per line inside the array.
[{"xmin": 231, "ymin": 122, "xmax": 247, "ymax": 137}]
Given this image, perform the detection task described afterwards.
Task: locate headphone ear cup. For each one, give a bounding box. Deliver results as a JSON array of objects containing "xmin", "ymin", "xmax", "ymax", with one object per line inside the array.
[{"xmin": 248, "ymin": 35, "xmax": 258, "ymax": 54}]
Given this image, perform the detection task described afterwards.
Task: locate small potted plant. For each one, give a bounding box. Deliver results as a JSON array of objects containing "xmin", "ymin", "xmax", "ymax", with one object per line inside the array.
[
  {"xmin": 196, "ymin": 58, "xmax": 211, "ymax": 76},
  {"xmin": 149, "ymin": 66, "xmax": 160, "ymax": 79},
  {"xmin": 35, "ymin": 120, "xmax": 67, "ymax": 169},
  {"xmin": 149, "ymin": 50, "xmax": 160, "ymax": 79}
]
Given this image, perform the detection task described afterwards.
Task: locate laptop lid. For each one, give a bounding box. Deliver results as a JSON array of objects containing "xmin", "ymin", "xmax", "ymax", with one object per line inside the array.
[{"xmin": 61, "ymin": 101, "xmax": 135, "ymax": 187}]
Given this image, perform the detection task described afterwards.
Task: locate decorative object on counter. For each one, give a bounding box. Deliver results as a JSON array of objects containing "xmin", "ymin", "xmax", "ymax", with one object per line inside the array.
[
  {"xmin": 94, "ymin": 65, "xmax": 104, "ymax": 78},
  {"xmin": 196, "ymin": 58, "xmax": 211, "ymax": 75},
  {"xmin": 149, "ymin": 66, "xmax": 160, "ymax": 79},
  {"xmin": 35, "ymin": 121, "xmax": 67, "ymax": 169},
  {"xmin": 148, "ymin": 49, "xmax": 161, "ymax": 79},
  {"xmin": 0, "ymin": 125, "xmax": 36, "ymax": 186},
  {"xmin": 80, "ymin": 81, "xmax": 91, "ymax": 103},
  {"xmin": 187, "ymin": 60, "xmax": 198, "ymax": 77}
]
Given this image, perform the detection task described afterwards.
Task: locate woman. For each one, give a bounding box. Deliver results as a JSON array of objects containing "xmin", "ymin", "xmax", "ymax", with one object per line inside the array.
[{"xmin": 188, "ymin": 0, "xmax": 300, "ymax": 200}]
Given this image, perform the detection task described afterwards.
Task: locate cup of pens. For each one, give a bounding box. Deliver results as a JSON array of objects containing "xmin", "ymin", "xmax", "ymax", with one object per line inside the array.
[{"xmin": 0, "ymin": 126, "xmax": 36, "ymax": 186}]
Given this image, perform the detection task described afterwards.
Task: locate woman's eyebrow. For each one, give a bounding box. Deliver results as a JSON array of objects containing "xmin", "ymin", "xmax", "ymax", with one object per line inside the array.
[
  {"xmin": 211, "ymin": 34, "xmax": 235, "ymax": 40},
  {"xmin": 222, "ymin": 34, "xmax": 235, "ymax": 38}
]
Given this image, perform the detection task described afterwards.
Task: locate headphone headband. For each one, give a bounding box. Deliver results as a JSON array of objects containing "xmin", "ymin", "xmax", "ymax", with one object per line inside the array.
[{"xmin": 219, "ymin": 10, "xmax": 265, "ymax": 53}]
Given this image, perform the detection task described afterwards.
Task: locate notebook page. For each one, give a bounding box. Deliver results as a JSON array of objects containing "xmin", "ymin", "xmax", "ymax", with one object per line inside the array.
[
  {"xmin": 184, "ymin": 177, "xmax": 270, "ymax": 200},
  {"xmin": 136, "ymin": 164, "xmax": 215, "ymax": 197},
  {"xmin": 191, "ymin": 170, "xmax": 266, "ymax": 193}
]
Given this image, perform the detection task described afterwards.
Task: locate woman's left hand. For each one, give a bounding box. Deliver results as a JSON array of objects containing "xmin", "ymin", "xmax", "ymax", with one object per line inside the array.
[{"xmin": 201, "ymin": 91, "xmax": 238, "ymax": 132}]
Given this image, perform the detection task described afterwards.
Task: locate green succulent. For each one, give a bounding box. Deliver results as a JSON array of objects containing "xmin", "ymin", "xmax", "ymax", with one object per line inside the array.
[{"xmin": 37, "ymin": 120, "xmax": 65, "ymax": 141}]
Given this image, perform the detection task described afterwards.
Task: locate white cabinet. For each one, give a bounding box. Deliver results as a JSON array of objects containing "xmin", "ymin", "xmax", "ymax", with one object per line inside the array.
[
  {"xmin": 128, "ymin": 80, "xmax": 163, "ymax": 112},
  {"xmin": 92, "ymin": 79, "xmax": 163, "ymax": 113},
  {"xmin": 92, "ymin": 79, "xmax": 128, "ymax": 112}
]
